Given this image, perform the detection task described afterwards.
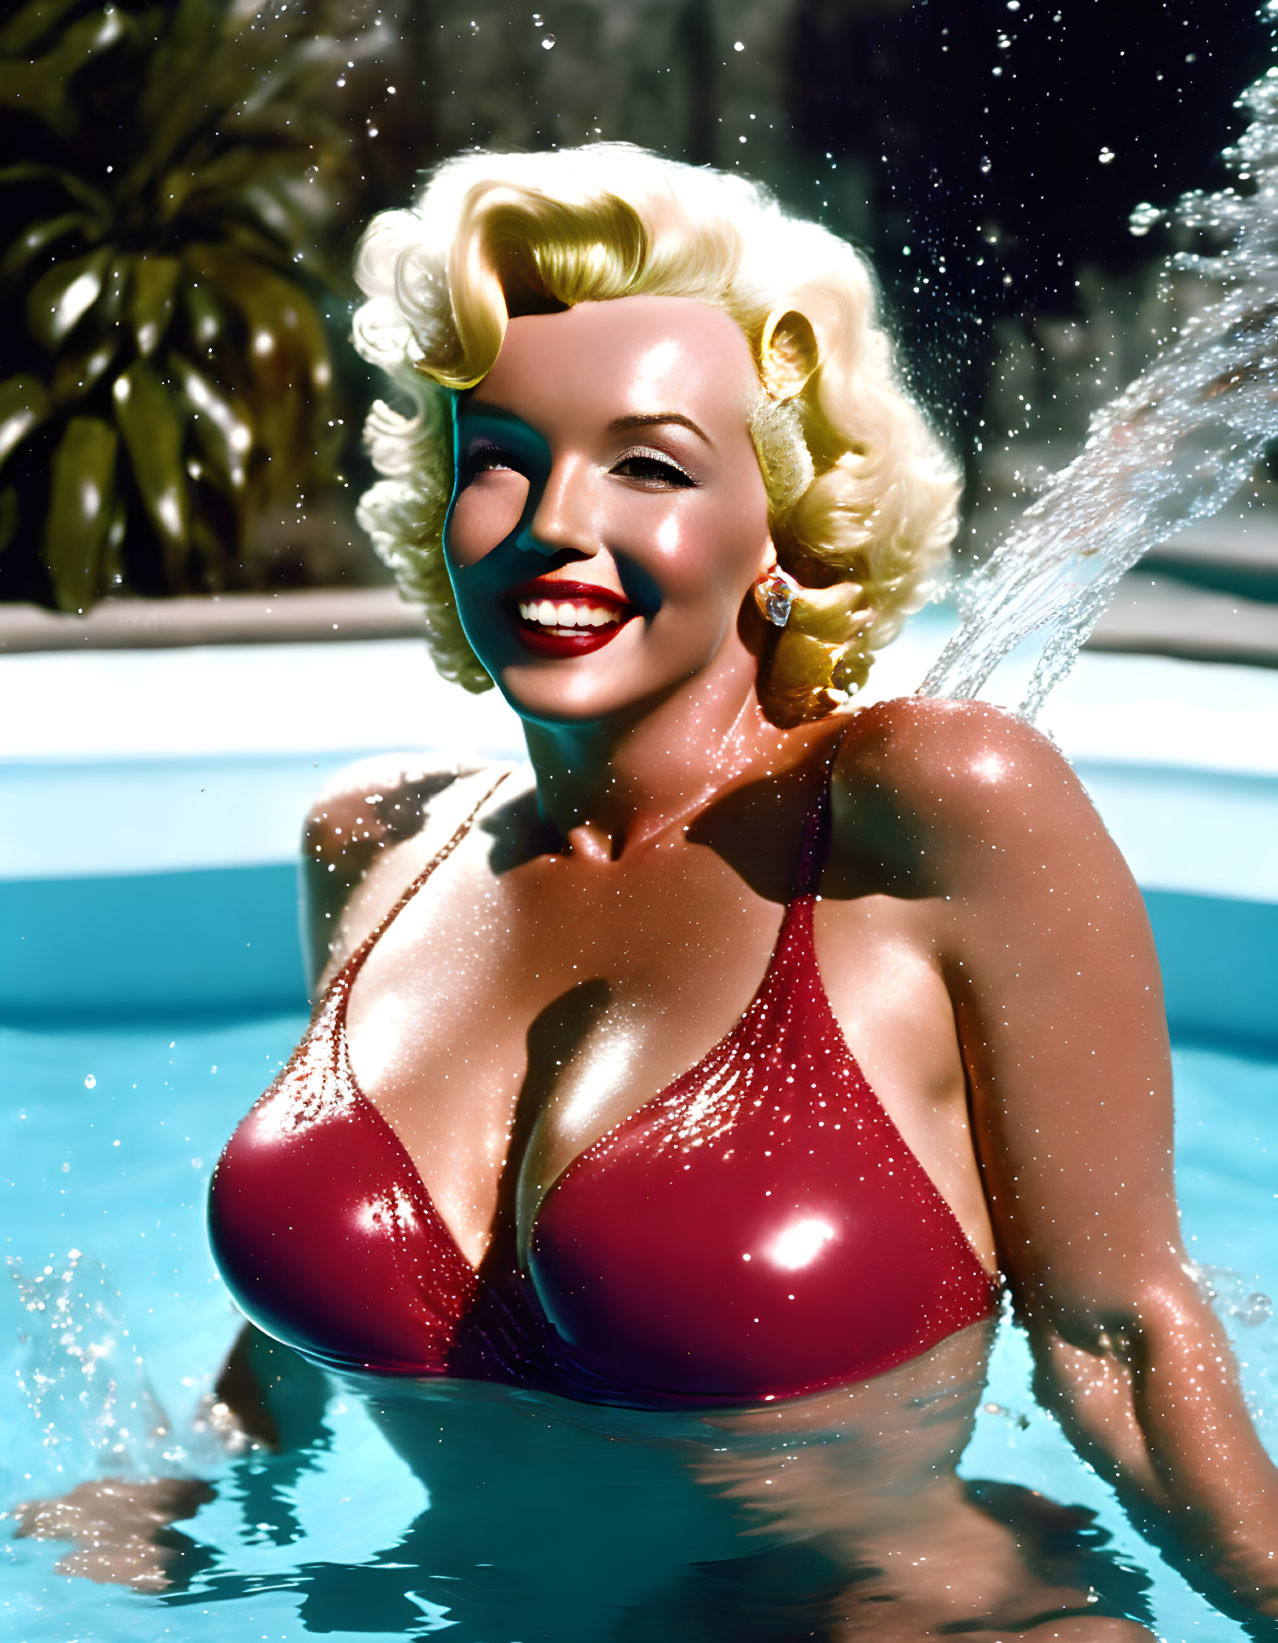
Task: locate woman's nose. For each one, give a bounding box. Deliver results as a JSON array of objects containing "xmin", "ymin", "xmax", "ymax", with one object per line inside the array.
[{"xmin": 518, "ymin": 457, "xmax": 599, "ymax": 558}]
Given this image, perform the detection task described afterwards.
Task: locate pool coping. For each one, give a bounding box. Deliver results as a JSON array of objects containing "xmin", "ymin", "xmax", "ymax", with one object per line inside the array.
[
  {"xmin": 5, "ymin": 626, "xmax": 1275, "ymax": 1039},
  {"xmin": 3, "ymin": 576, "xmax": 1276, "ymax": 666}
]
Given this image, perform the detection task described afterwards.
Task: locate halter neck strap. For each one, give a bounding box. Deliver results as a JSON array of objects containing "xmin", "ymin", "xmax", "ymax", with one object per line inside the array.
[{"xmin": 336, "ymin": 768, "xmax": 510, "ymax": 992}]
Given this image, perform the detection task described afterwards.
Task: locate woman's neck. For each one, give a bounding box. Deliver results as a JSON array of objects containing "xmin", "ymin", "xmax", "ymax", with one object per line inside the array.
[{"xmin": 522, "ymin": 683, "xmax": 797, "ymax": 863}]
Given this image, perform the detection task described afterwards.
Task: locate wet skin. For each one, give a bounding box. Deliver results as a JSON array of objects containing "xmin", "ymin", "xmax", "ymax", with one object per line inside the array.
[
  {"xmin": 17, "ymin": 298, "xmax": 1273, "ymax": 1634},
  {"xmin": 321, "ymin": 299, "xmax": 1273, "ymax": 1629}
]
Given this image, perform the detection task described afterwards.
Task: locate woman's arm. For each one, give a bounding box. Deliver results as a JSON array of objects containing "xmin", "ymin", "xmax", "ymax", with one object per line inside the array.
[
  {"xmin": 209, "ymin": 1321, "xmax": 333, "ymax": 1452},
  {"xmin": 839, "ymin": 698, "xmax": 1278, "ymax": 1617}
]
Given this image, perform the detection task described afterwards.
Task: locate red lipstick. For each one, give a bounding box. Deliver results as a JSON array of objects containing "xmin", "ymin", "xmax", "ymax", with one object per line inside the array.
[{"xmin": 507, "ymin": 578, "xmax": 637, "ymax": 658}]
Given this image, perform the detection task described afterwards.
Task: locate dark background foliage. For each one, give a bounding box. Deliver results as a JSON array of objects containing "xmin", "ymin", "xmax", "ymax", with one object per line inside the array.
[{"xmin": 0, "ymin": 0, "xmax": 1269, "ymax": 609}]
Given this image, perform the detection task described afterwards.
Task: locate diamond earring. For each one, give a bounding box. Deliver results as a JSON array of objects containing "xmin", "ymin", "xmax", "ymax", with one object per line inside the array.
[{"xmin": 755, "ymin": 566, "xmax": 799, "ymax": 628}]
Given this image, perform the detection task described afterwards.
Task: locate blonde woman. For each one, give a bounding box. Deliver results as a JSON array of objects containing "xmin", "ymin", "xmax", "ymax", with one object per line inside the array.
[{"xmin": 24, "ymin": 146, "xmax": 1278, "ymax": 1639}]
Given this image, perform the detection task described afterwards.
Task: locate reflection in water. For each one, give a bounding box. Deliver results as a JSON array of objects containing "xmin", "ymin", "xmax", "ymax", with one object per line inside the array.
[{"xmin": 152, "ymin": 1320, "xmax": 1153, "ymax": 1641}]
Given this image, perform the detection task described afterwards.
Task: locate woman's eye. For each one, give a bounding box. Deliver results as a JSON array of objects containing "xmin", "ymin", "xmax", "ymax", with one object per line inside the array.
[
  {"xmin": 459, "ymin": 442, "xmax": 525, "ymax": 482},
  {"xmin": 612, "ymin": 449, "xmax": 697, "ymax": 488}
]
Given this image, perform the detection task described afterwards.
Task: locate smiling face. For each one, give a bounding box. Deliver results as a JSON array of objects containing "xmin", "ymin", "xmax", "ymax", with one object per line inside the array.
[{"xmin": 444, "ymin": 296, "xmax": 775, "ymax": 728}]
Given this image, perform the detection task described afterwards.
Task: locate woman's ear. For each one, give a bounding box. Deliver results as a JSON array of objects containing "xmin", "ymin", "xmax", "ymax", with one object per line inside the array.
[{"xmin": 759, "ymin": 310, "xmax": 818, "ymax": 401}]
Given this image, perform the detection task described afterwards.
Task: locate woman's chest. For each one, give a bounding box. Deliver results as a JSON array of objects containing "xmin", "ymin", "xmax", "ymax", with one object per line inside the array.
[
  {"xmin": 341, "ymin": 836, "xmax": 972, "ymax": 1270},
  {"xmin": 344, "ymin": 844, "xmax": 792, "ymax": 1196},
  {"xmin": 210, "ymin": 813, "xmax": 998, "ymax": 1395}
]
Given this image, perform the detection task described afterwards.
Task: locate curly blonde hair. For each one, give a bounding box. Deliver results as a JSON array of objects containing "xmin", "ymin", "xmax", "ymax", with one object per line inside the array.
[{"xmin": 352, "ymin": 143, "xmax": 959, "ymax": 723}]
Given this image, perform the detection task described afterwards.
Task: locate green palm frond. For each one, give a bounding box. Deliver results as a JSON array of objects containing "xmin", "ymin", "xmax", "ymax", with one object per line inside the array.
[{"xmin": 0, "ymin": 0, "xmax": 364, "ymax": 608}]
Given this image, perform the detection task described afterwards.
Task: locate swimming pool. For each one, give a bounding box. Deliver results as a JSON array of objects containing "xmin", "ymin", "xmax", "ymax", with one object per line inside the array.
[{"xmin": 2, "ymin": 627, "xmax": 1276, "ymax": 1641}]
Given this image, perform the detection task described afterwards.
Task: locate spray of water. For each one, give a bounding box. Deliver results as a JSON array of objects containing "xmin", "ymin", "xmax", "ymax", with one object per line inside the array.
[
  {"xmin": 7, "ymin": 1253, "xmax": 226, "ymax": 1486},
  {"xmin": 920, "ymin": 22, "xmax": 1278, "ymax": 718}
]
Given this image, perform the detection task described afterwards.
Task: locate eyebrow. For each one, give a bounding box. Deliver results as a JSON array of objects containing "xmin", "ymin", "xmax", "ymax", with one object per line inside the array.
[
  {"xmin": 460, "ymin": 402, "xmax": 715, "ymax": 450},
  {"xmin": 607, "ymin": 412, "xmax": 714, "ymax": 448}
]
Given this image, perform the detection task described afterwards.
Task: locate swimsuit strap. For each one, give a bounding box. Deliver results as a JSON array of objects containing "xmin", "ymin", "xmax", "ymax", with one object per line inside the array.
[
  {"xmin": 325, "ymin": 728, "xmax": 841, "ymax": 1000},
  {"xmin": 330, "ymin": 768, "xmax": 511, "ymax": 996},
  {"xmin": 792, "ymin": 725, "xmax": 849, "ymax": 900}
]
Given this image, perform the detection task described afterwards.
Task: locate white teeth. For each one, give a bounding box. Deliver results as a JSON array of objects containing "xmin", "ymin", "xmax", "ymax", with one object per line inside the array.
[{"xmin": 517, "ymin": 598, "xmax": 622, "ymax": 630}]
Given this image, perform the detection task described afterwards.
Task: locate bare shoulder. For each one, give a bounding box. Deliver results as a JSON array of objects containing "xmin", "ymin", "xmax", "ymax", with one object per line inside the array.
[
  {"xmin": 829, "ymin": 696, "xmax": 1110, "ymax": 891},
  {"xmin": 303, "ymin": 752, "xmax": 484, "ymax": 879},
  {"xmin": 301, "ymin": 753, "xmax": 495, "ymax": 988},
  {"xmin": 835, "ymin": 695, "xmax": 1091, "ymax": 825}
]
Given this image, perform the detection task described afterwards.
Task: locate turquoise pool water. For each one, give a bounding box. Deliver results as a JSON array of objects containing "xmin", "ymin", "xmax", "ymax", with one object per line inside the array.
[
  {"xmin": 1, "ymin": 1012, "xmax": 1276, "ymax": 1641},
  {"xmin": 2, "ymin": 639, "xmax": 1276, "ymax": 1639}
]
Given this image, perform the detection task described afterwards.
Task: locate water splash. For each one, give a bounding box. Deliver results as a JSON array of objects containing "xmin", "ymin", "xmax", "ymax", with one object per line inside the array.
[
  {"xmin": 7, "ymin": 1253, "xmax": 215, "ymax": 1485},
  {"xmin": 921, "ymin": 46, "xmax": 1278, "ymax": 718},
  {"xmin": 1188, "ymin": 1261, "xmax": 1277, "ymax": 1441},
  {"xmin": 1190, "ymin": 1260, "xmax": 1273, "ymax": 1332}
]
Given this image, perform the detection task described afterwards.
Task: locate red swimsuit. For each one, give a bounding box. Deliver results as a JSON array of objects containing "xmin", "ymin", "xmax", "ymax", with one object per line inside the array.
[{"xmin": 209, "ymin": 772, "xmax": 997, "ymax": 1408}]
